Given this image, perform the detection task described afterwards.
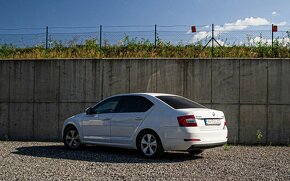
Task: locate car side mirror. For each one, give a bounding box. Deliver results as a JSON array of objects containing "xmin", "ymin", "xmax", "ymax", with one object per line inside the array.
[{"xmin": 85, "ymin": 107, "xmax": 93, "ymax": 114}]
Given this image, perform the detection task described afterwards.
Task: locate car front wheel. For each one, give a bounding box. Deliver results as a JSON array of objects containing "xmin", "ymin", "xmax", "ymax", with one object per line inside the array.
[{"xmin": 63, "ymin": 126, "xmax": 82, "ymax": 149}]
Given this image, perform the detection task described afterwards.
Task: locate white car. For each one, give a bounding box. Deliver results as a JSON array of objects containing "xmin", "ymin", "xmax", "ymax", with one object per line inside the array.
[{"xmin": 62, "ymin": 93, "xmax": 227, "ymax": 158}]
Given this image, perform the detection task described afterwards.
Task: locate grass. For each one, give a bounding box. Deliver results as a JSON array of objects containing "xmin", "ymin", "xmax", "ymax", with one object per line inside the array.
[
  {"xmin": 0, "ymin": 36, "xmax": 290, "ymax": 59},
  {"xmin": 256, "ymin": 130, "xmax": 263, "ymax": 145},
  {"xmin": 224, "ymin": 143, "xmax": 230, "ymax": 151}
]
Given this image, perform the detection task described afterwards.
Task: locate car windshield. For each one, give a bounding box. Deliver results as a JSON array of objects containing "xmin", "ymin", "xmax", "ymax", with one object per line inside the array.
[{"xmin": 156, "ymin": 96, "xmax": 206, "ymax": 109}]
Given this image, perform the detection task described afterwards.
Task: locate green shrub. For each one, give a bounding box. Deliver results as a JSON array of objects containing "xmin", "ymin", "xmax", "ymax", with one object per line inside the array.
[{"xmin": 1, "ymin": 35, "xmax": 290, "ymax": 59}]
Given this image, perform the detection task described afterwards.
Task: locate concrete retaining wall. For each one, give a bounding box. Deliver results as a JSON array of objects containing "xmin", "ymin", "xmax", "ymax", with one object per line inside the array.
[{"xmin": 0, "ymin": 58, "xmax": 289, "ymax": 145}]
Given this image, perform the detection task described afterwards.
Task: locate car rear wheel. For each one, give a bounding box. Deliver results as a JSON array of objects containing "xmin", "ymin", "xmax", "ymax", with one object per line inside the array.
[
  {"xmin": 63, "ymin": 126, "xmax": 82, "ymax": 149},
  {"xmin": 137, "ymin": 130, "xmax": 164, "ymax": 158}
]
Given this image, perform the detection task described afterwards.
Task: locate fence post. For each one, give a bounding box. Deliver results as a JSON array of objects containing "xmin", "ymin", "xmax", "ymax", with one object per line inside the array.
[
  {"xmin": 45, "ymin": 26, "xmax": 48, "ymax": 50},
  {"xmin": 211, "ymin": 24, "xmax": 214, "ymax": 57},
  {"xmin": 154, "ymin": 24, "xmax": 157, "ymax": 47},
  {"xmin": 271, "ymin": 24, "xmax": 274, "ymax": 54},
  {"xmin": 99, "ymin": 25, "xmax": 102, "ymax": 49}
]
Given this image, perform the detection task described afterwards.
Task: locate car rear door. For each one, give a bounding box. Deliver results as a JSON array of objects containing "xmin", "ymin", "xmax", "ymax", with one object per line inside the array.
[{"xmin": 110, "ymin": 96, "xmax": 154, "ymax": 145}]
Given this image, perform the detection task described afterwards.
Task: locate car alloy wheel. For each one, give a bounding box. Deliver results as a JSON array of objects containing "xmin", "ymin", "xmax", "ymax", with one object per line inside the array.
[
  {"xmin": 64, "ymin": 128, "xmax": 81, "ymax": 149},
  {"xmin": 141, "ymin": 133, "xmax": 158, "ymax": 156}
]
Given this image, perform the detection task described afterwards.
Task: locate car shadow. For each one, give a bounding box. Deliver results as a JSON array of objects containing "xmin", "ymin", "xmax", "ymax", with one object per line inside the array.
[{"xmin": 12, "ymin": 144, "xmax": 203, "ymax": 163}]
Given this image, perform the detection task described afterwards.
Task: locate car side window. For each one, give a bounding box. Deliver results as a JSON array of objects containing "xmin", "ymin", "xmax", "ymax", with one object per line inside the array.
[
  {"xmin": 91, "ymin": 97, "xmax": 120, "ymax": 114},
  {"xmin": 117, "ymin": 96, "xmax": 154, "ymax": 113}
]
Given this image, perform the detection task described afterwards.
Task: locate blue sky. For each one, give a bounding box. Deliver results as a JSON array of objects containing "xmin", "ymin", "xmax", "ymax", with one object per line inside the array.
[
  {"xmin": 0, "ymin": 0, "xmax": 288, "ymax": 28},
  {"xmin": 0, "ymin": 0, "xmax": 289, "ymax": 47}
]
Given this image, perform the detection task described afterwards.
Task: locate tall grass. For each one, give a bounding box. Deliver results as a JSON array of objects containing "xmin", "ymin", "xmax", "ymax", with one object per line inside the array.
[{"xmin": 0, "ymin": 35, "xmax": 290, "ymax": 59}]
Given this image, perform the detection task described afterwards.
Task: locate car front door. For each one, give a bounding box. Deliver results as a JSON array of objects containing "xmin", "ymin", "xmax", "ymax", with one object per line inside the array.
[
  {"xmin": 82, "ymin": 97, "xmax": 120, "ymax": 143},
  {"xmin": 110, "ymin": 96, "xmax": 154, "ymax": 145}
]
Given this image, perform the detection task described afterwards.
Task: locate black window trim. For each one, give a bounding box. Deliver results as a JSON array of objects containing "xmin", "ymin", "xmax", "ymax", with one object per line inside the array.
[
  {"xmin": 91, "ymin": 95, "xmax": 155, "ymax": 114},
  {"xmin": 115, "ymin": 95, "xmax": 154, "ymax": 113}
]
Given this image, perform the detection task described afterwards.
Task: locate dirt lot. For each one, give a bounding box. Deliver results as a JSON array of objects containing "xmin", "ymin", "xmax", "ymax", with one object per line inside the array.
[{"xmin": 0, "ymin": 141, "xmax": 289, "ymax": 180}]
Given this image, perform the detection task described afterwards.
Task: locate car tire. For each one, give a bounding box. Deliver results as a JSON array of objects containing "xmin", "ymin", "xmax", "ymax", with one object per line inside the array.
[
  {"xmin": 137, "ymin": 130, "xmax": 164, "ymax": 158},
  {"xmin": 63, "ymin": 126, "xmax": 82, "ymax": 150}
]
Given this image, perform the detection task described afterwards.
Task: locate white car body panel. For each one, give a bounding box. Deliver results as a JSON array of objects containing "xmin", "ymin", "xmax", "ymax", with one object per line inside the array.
[
  {"xmin": 110, "ymin": 112, "xmax": 145, "ymax": 145},
  {"xmin": 62, "ymin": 93, "xmax": 228, "ymax": 151},
  {"xmin": 82, "ymin": 113, "xmax": 112, "ymax": 143}
]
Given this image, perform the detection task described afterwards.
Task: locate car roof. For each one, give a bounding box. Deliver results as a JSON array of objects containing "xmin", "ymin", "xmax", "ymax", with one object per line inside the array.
[{"xmin": 109, "ymin": 93, "xmax": 178, "ymax": 97}]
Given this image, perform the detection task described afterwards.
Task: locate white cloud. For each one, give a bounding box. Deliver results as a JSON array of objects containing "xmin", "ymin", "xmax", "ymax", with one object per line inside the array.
[
  {"xmin": 248, "ymin": 36, "xmax": 271, "ymax": 46},
  {"xmin": 276, "ymin": 21, "xmax": 287, "ymax": 26},
  {"xmin": 221, "ymin": 17, "xmax": 270, "ymax": 31},
  {"xmin": 277, "ymin": 37, "xmax": 290, "ymax": 46},
  {"xmin": 213, "ymin": 39, "xmax": 226, "ymax": 47},
  {"xmin": 188, "ymin": 17, "xmax": 289, "ymax": 45},
  {"xmin": 190, "ymin": 31, "xmax": 211, "ymax": 43},
  {"xmin": 247, "ymin": 36, "xmax": 290, "ymax": 47},
  {"xmin": 189, "ymin": 17, "xmax": 271, "ymax": 44},
  {"xmin": 272, "ymin": 11, "xmax": 278, "ymax": 16}
]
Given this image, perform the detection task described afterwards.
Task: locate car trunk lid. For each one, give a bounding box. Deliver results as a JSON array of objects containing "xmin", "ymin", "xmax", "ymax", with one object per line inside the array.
[{"xmin": 178, "ymin": 108, "xmax": 225, "ymax": 131}]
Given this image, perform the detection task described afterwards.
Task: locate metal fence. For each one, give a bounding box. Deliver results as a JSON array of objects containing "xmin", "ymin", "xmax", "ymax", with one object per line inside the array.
[{"xmin": 0, "ymin": 24, "xmax": 289, "ymax": 50}]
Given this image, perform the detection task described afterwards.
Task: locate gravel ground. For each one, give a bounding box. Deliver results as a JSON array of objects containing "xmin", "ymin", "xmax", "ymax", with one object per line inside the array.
[{"xmin": 0, "ymin": 141, "xmax": 289, "ymax": 181}]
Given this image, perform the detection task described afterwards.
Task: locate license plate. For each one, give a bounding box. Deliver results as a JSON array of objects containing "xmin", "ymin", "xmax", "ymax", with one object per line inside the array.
[{"xmin": 204, "ymin": 119, "xmax": 221, "ymax": 125}]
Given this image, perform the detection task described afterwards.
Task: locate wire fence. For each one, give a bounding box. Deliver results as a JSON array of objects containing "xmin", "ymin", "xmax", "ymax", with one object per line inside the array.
[{"xmin": 0, "ymin": 24, "xmax": 290, "ymax": 56}]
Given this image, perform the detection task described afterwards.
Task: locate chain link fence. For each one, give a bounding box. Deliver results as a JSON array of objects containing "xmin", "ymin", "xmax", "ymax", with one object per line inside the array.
[{"xmin": 0, "ymin": 24, "xmax": 289, "ymax": 57}]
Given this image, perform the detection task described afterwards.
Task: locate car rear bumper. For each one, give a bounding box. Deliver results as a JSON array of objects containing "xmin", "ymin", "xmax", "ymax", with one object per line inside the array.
[
  {"xmin": 161, "ymin": 126, "xmax": 228, "ymax": 151},
  {"xmin": 186, "ymin": 141, "xmax": 227, "ymax": 151},
  {"xmin": 163, "ymin": 138, "xmax": 227, "ymax": 151}
]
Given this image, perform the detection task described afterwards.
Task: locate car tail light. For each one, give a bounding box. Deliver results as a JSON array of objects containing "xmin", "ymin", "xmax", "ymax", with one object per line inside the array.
[
  {"xmin": 223, "ymin": 119, "xmax": 227, "ymax": 129},
  {"xmin": 177, "ymin": 115, "xmax": 197, "ymax": 127}
]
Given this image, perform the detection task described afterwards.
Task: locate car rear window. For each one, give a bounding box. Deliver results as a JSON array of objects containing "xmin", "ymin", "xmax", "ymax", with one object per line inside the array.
[{"xmin": 156, "ymin": 96, "xmax": 205, "ymax": 109}]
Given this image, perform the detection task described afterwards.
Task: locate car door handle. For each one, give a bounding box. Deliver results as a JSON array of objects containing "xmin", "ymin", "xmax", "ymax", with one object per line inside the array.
[
  {"xmin": 135, "ymin": 117, "xmax": 143, "ymax": 121},
  {"xmin": 103, "ymin": 118, "xmax": 111, "ymax": 121}
]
